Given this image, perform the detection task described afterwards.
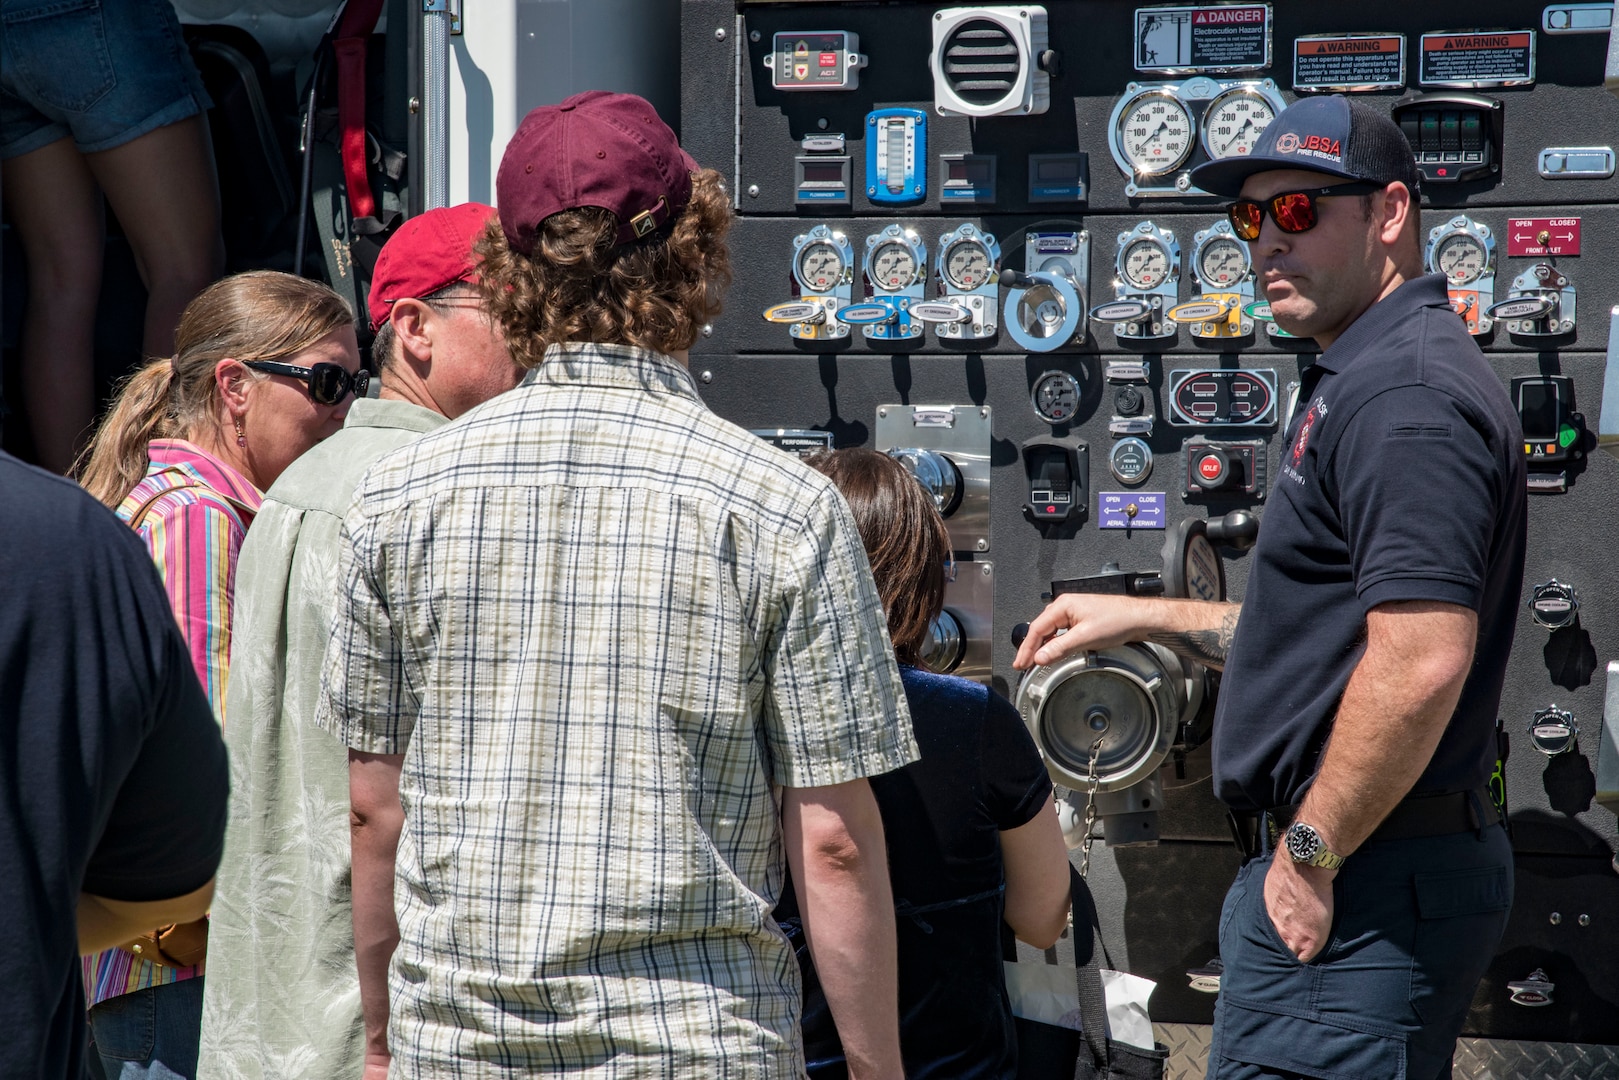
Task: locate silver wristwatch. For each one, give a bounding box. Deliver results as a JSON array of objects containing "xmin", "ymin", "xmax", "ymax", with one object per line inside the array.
[{"xmin": 1283, "ymin": 821, "xmax": 1345, "ymax": 870}]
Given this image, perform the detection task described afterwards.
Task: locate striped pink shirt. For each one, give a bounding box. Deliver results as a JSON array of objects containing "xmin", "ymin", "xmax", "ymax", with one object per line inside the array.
[{"xmin": 83, "ymin": 439, "xmax": 262, "ymax": 1006}]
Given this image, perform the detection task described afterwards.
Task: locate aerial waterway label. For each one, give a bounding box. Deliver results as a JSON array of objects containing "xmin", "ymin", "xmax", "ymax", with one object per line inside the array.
[
  {"xmin": 1293, "ymin": 34, "xmax": 1406, "ymax": 92},
  {"xmin": 1419, "ymin": 31, "xmax": 1535, "ymax": 87}
]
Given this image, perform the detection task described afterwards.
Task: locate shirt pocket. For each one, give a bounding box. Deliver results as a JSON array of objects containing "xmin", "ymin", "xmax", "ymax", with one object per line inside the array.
[
  {"xmin": 2, "ymin": 0, "xmax": 115, "ymax": 112},
  {"xmin": 1408, "ymin": 864, "xmax": 1511, "ymax": 1026}
]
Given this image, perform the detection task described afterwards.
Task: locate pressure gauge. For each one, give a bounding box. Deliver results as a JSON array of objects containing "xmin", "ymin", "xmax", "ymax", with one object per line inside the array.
[
  {"xmin": 1031, "ymin": 370, "xmax": 1081, "ymax": 424},
  {"xmin": 869, "ymin": 238, "xmax": 921, "ymax": 290},
  {"xmin": 943, "ymin": 236, "xmax": 995, "ymax": 291},
  {"xmin": 1115, "ymin": 89, "xmax": 1194, "ymax": 176},
  {"xmin": 1197, "ymin": 235, "xmax": 1250, "ymax": 287},
  {"xmin": 795, "ymin": 239, "xmax": 848, "ymax": 293},
  {"xmin": 1432, "ymin": 232, "xmax": 1489, "ymax": 287},
  {"xmin": 1122, "ymin": 237, "xmax": 1172, "ymax": 291},
  {"xmin": 1201, "ymin": 87, "xmax": 1278, "ymax": 160}
]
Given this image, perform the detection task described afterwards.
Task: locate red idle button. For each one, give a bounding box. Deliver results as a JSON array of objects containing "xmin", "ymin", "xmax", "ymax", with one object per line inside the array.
[
  {"xmin": 819, "ymin": 52, "xmax": 838, "ymax": 67},
  {"xmin": 1197, "ymin": 454, "xmax": 1225, "ymax": 481}
]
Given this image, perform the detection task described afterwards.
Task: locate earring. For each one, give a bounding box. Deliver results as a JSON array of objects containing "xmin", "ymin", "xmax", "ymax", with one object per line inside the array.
[{"xmin": 234, "ymin": 419, "xmax": 246, "ymax": 448}]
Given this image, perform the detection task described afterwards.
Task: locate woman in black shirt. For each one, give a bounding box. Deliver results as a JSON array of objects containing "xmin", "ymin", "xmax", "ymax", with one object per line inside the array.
[{"xmin": 777, "ymin": 448, "xmax": 1071, "ymax": 1079}]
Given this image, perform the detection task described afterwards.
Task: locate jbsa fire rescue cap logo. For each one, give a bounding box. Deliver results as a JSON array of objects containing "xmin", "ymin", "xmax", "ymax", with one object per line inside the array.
[{"xmin": 1276, "ymin": 131, "xmax": 1343, "ymax": 163}]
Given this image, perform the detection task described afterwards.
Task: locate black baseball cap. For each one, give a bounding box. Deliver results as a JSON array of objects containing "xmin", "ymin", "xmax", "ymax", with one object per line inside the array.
[{"xmin": 1190, "ymin": 95, "xmax": 1422, "ymax": 198}]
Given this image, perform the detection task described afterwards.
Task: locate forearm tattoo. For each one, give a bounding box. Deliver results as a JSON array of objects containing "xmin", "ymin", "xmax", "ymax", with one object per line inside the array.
[{"xmin": 1146, "ymin": 604, "xmax": 1241, "ymax": 670}]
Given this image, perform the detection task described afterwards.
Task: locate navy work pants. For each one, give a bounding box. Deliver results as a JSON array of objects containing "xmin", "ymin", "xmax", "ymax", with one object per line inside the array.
[{"xmin": 1209, "ymin": 823, "xmax": 1512, "ymax": 1080}]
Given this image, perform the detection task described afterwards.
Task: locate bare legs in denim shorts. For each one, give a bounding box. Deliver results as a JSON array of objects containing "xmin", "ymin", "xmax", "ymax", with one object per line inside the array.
[{"xmin": 0, "ymin": 0, "xmax": 224, "ymax": 473}]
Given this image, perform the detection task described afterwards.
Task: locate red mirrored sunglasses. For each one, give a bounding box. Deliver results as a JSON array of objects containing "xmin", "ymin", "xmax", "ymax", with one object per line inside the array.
[{"xmin": 1226, "ymin": 181, "xmax": 1386, "ymax": 241}]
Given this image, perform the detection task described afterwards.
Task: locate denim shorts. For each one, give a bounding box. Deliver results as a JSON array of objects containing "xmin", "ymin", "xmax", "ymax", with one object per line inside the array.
[{"xmin": 0, "ymin": 0, "xmax": 212, "ymax": 159}]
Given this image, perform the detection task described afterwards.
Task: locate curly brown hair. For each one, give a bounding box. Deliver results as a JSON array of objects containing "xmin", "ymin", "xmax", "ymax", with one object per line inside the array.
[
  {"xmin": 472, "ymin": 168, "xmax": 733, "ymax": 367},
  {"xmin": 807, "ymin": 448, "xmax": 950, "ymax": 666}
]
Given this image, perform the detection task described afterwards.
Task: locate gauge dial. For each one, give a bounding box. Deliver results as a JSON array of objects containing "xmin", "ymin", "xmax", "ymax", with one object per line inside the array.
[
  {"xmin": 1432, "ymin": 233, "xmax": 1488, "ymax": 286},
  {"xmin": 1116, "ymin": 91, "xmax": 1194, "ymax": 176},
  {"xmin": 1031, "ymin": 370, "xmax": 1081, "ymax": 424},
  {"xmin": 1201, "ymin": 89, "xmax": 1277, "ymax": 160},
  {"xmin": 795, "ymin": 241, "xmax": 846, "ymax": 292},
  {"xmin": 943, "ymin": 240, "xmax": 994, "ymax": 291},
  {"xmin": 869, "ymin": 240, "xmax": 919, "ymax": 290},
  {"xmin": 1197, "ymin": 236, "xmax": 1250, "ymax": 287},
  {"xmin": 1121, "ymin": 238, "xmax": 1172, "ymax": 291}
]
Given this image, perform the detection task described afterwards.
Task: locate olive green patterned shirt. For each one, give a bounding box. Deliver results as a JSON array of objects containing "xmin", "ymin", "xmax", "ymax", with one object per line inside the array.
[{"xmin": 198, "ymin": 397, "xmax": 447, "ymax": 1080}]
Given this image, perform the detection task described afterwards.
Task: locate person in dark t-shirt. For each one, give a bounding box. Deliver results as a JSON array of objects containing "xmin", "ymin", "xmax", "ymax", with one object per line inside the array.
[
  {"xmin": 778, "ymin": 448, "xmax": 1070, "ymax": 1080},
  {"xmin": 1, "ymin": 451, "xmax": 228, "ymax": 1080},
  {"xmin": 1013, "ymin": 97, "xmax": 1524, "ymax": 1080}
]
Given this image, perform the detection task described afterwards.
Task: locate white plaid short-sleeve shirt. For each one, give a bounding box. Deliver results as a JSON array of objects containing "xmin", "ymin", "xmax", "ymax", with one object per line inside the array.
[{"xmin": 316, "ymin": 343, "xmax": 916, "ymax": 1078}]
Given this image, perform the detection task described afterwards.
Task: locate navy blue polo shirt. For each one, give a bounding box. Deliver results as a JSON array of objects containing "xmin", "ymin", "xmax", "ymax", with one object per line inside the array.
[
  {"xmin": 0, "ymin": 452, "xmax": 228, "ymax": 1079},
  {"xmin": 1212, "ymin": 274, "xmax": 1527, "ymax": 812}
]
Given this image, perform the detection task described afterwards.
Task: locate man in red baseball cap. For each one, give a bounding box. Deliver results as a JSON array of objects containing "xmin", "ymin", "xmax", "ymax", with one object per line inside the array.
[
  {"xmin": 198, "ymin": 202, "xmax": 523, "ymax": 1080},
  {"xmin": 318, "ymin": 92, "xmax": 912, "ymax": 1079}
]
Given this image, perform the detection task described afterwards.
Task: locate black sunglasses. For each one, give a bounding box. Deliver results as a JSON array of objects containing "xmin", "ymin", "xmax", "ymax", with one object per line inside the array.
[
  {"xmin": 1226, "ymin": 181, "xmax": 1387, "ymax": 241},
  {"xmin": 244, "ymin": 360, "xmax": 369, "ymax": 406}
]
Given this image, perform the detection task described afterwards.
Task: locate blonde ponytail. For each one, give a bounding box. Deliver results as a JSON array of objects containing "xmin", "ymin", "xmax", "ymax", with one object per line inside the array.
[
  {"xmin": 75, "ymin": 271, "xmax": 354, "ymax": 508},
  {"xmin": 76, "ymin": 359, "xmax": 179, "ymax": 508}
]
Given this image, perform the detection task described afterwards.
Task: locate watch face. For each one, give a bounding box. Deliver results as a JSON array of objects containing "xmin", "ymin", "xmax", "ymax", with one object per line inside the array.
[{"xmin": 1285, "ymin": 822, "xmax": 1320, "ymax": 863}]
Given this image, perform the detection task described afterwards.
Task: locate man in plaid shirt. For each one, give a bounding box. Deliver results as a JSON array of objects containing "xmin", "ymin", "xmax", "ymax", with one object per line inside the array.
[{"xmin": 317, "ymin": 91, "xmax": 917, "ymax": 1079}]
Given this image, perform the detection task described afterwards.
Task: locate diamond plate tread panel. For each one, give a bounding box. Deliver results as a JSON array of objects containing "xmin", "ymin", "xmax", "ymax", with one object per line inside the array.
[
  {"xmin": 1154, "ymin": 1023, "xmax": 1212, "ymax": 1080},
  {"xmin": 1454, "ymin": 1039, "xmax": 1619, "ymax": 1079},
  {"xmin": 1149, "ymin": 1026, "xmax": 1619, "ymax": 1079}
]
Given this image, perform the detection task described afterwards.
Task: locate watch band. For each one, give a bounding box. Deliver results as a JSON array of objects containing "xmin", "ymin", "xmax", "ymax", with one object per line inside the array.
[{"xmin": 1284, "ymin": 820, "xmax": 1345, "ymax": 871}]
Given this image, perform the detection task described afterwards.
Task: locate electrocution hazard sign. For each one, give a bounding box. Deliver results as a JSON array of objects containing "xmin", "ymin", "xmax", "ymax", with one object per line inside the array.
[{"xmin": 1419, "ymin": 31, "xmax": 1536, "ymax": 87}]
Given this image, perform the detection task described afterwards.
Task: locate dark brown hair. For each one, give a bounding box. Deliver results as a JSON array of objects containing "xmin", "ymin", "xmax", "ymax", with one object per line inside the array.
[
  {"xmin": 472, "ymin": 168, "xmax": 733, "ymax": 368},
  {"xmin": 76, "ymin": 271, "xmax": 354, "ymax": 507},
  {"xmin": 808, "ymin": 448, "xmax": 950, "ymax": 666}
]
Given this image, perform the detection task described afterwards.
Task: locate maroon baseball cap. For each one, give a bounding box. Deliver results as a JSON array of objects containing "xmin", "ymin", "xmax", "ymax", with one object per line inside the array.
[
  {"xmin": 496, "ymin": 91, "xmax": 698, "ymax": 255},
  {"xmin": 367, "ymin": 202, "xmax": 496, "ymax": 329}
]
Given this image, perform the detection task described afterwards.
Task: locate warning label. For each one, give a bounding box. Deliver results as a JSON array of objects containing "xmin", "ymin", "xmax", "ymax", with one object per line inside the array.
[
  {"xmin": 1134, "ymin": 5, "xmax": 1271, "ymax": 73},
  {"xmin": 1293, "ymin": 34, "xmax": 1405, "ymax": 92},
  {"xmin": 1419, "ymin": 31, "xmax": 1535, "ymax": 87}
]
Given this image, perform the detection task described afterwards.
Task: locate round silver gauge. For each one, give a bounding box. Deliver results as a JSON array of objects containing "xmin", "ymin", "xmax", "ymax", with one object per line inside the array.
[
  {"xmin": 1432, "ymin": 232, "xmax": 1488, "ymax": 287},
  {"xmin": 795, "ymin": 240, "xmax": 846, "ymax": 293},
  {"xmin": 1116, "ymin": 90, "xmax": 1194, "ymax": 177},
  {"xmin": 1197, "ymin": 236, "xmax": 1250, "ymax": 288},
  {"xmin": 1201, "ymin": 88, "xmax": 1278, "ymax": 160},
  {"xmin": 1121, "ymin": 237, "xmax": 1172, "ymax": 291},
  {"xmin": 1109, "ymin": 437, "xmax": 1154, "ymax": 485},
  {"xmin": 1031, "ymin": 370, "xmax": 1081, "ymax": 424},
  {"xmin": 943, "ymin": 238, "xmax": 994, "ymax": 291},
  {"xmin": 869, "ymin": 240, "xmax": 919, "ymax": 290}
]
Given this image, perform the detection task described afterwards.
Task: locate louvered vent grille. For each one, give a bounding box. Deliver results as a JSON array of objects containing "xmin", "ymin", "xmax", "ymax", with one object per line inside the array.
[{"xmin": 940, "ymin": 20, "xmax": 1021, "ymax": 107}]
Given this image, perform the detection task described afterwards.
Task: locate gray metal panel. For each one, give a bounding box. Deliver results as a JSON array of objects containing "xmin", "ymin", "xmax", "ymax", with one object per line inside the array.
[
  {"xmin": 1152, "ymin": 1026, "xmax": 1619, "ymax": 1079},
  {"xmin": 1454, "ymin": 1039, "xmax": 1619, "ymax": 1079}
]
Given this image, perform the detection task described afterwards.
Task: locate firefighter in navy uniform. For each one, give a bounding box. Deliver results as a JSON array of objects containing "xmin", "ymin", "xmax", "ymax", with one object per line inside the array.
[{"xmin": 1014, "ymin": 95, "xmax": 1526, "ymax": 1080}]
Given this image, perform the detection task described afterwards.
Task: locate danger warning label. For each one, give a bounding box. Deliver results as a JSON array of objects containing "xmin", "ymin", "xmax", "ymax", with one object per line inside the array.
[
  {"xmin": 1419, "ymin": 31, "xmax": 1536, "ymax": 87},
  {"xmin": 1293, "ymin": 34, "xmax": 1405, "ymax": 92},
  {"xmin": 1134, "ymin": 5, "xmax": 1271, "ymax": 73}
]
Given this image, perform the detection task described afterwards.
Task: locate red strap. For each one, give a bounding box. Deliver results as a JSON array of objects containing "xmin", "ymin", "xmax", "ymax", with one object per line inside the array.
[{"xmin": 332, "ymin": 0, "xmax": 386, "ymax": 221}]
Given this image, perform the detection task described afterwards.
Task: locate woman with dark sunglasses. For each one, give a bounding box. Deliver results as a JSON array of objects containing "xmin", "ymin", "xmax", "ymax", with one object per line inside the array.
[{"xmin": 72, "ymin": 270, "xmax": 357, "ymax": 1080}]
